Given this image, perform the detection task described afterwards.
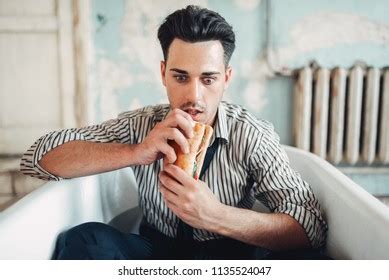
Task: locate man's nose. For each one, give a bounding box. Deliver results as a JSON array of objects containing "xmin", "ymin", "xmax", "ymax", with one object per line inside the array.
[{"xmin": 187, "ymin": 80, "xmax": 202, "ymax": 102}]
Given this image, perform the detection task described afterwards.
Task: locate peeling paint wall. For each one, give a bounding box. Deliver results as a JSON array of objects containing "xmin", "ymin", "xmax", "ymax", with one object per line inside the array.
[
  {"xmin": 90, "ymin": 0, "xmax": 269, "ymax": 124},
  {"xmin": 270, "ymin": 0, "xmax": 389, "ymax": 70}
]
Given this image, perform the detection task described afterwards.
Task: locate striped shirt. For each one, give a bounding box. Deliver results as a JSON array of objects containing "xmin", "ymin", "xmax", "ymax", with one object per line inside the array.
[{"xmin": 20, "ymin": 101, "xmax": 327, "ymax": 248}]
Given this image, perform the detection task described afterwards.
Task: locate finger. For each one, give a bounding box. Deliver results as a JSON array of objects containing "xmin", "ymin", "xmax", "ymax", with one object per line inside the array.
[
  {"xmin": 166, "ymin": 109, "xmax": 195, "ymax": 138},
  {"xmin": 159, "ymin": 184, "xmax": 179, "ymax": 205},
  {"xmin": 159, "ymin": 171, "xmax": 183, "ymax": 196},
  {"xmin": 164, "ymin": 163, "xmax": 194, "ymax": 187},
  {"xmin": 158, "ymin": 143, "xmax": 177, "ymax": 163},
  {"xmin": 164, "ymin": 128, "xmax": 190, "ymax": 154},
  {"xmin": 175, "ymin": 112, "xmax": 195, "ymax": 138}
]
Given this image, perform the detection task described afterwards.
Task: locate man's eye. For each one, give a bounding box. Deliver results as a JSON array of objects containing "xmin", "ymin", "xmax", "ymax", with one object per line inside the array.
[
  {"xmin": 174, "ymin": 75, "xmax": 187, "ymax": 82},
  {"xmin": 202, "ymin": 77, "xmax": 216, "ymax": 85}
]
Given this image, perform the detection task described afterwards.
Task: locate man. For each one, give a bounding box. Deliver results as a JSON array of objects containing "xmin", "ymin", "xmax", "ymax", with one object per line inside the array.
[{"xmin": 21, "ymin": 5, "xmax": 328, "ymax": 260}]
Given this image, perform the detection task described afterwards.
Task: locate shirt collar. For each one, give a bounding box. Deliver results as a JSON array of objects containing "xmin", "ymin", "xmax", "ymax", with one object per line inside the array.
[
  {"xmin": 211, "ymin": 101, "xmax": 229, "ymax": 144},
  {"xmin": 154, "ymin": 102, "xmax": 229, "ymax": 144}
]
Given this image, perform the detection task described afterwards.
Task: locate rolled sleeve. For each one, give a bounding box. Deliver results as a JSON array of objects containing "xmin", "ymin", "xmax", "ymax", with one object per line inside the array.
[
  {"xmin": 20, "ymin": 117, "xmax": 132, "ymax": 181},
  {"xmin": 249, "ymin": 123, "xmax": 328, "ymax": 248}
]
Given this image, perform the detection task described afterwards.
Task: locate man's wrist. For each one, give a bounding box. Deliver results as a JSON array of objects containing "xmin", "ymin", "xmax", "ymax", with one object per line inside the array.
[
  {"xmin": 209, "ymin": 202, "xmax": 230, "ymax": 235},
  {"xmin": 123, "ymin": 143, "xmax": 142, "ymax": 166}
]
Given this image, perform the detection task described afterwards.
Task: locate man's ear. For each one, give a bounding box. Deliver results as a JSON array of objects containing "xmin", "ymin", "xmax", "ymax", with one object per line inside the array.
[
  {"xmin": 224, "ymin": 66, "xmax": 233, "ymax": 89},
  {"xmin": 160, "ymin": 61, "xmax": 167, "ymax": 87}
]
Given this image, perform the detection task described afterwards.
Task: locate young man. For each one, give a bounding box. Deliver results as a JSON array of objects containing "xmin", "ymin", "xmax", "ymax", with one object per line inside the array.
[{"xmin": 21, "ymin": 5, "xmax": 328, "ymax": 259}]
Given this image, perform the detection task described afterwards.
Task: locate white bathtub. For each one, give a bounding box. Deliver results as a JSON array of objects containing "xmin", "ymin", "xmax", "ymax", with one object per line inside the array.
[{"xmin": 0, "ymin": 146, "xmax": 388, "ymax": 259}]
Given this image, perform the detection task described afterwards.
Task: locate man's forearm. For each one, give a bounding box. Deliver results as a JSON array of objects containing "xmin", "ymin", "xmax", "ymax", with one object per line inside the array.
[
  {"xmin": 38, "ymin": 140, "xmax": 141, "ymax": 179},
  {"xmin": 210, "ymin": 204, "xmax": 311, "ymax": 251}
]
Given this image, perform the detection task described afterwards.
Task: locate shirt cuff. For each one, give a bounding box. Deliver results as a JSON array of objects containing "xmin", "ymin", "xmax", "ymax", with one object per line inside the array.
[{"xmin": 274, "ymin": 202, "xmax": 328, "ymax": 248}]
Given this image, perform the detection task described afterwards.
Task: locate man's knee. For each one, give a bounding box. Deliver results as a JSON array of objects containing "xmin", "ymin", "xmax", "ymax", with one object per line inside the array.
[
  {"xmin": 52, "ymin": 222, "xmax": 153, "ymax": 260},
  {"xmin": 52, "ymin": 222, "xmax": 119, "ymax": 260},
  {"xmin": 58, "ymin": 222, "xmax": 109, "ymax": 246}
]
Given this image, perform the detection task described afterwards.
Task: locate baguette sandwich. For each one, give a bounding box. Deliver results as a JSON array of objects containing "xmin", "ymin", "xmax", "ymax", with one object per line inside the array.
[{"xmin": 170, "ymin": 122, "xmax": 213, "ymax": 180}]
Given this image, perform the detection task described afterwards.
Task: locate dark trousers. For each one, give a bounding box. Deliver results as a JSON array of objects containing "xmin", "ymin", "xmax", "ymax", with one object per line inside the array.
[{"xmin": 52, "ymin": 222, "xmax": 330, "ymax": 260}]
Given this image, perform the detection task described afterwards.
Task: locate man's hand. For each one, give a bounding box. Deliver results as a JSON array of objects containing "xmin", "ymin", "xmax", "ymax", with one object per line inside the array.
[
  {"xmin": 136, "ymin": 109, "xmax": 195, "ymax": 165},
  {"xmin": 158, "ymin": 155, "xmax": 311, "ymax": 251},
  {"xmin": 158, "ymin": 163, "xmax": 223, "ymax": 231}
]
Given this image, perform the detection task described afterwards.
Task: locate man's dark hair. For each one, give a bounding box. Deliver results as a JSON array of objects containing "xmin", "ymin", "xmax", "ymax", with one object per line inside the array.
[{"xmin": 158, "ymin": 5, "xmax": 235, "ymax": 67}]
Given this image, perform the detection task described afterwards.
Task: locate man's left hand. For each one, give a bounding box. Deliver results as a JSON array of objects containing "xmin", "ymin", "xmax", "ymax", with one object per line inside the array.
[{"xmin": 158, "ymin": 163, "xmax": 223, "ymax": 231}]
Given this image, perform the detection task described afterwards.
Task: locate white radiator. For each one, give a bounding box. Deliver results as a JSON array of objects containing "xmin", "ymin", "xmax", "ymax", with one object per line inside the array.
[{"xmin": 293, "ymin": 66, "xmax": 389, "ymax": 165}]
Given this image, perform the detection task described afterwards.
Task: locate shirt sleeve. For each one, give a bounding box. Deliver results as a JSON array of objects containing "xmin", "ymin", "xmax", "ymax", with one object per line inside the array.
[
  {"xmin": 20, "ymin": 116, "xmax": 133, "ymax": 181},
  {"xmin": 249, "ymin": 122, "xmax": 328, "ymax": 248}
]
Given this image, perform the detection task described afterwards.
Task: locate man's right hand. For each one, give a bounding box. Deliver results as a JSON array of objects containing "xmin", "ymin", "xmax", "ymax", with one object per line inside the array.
[{"xmin": 135, "ymin": 109, "xmax": 195, "ymax": 165}]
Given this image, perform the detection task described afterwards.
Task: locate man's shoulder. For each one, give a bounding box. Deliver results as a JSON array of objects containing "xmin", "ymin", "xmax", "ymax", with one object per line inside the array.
[
  {"xmin": 222, "ymin": 101, "xmax": 280, "ymax": 160},
  {"xmin": 222, "ymin": 101, "xmax": 274, "ymax": 135},
  {"xmin": 118, "ymin": 104, "xmax": 170, "ymax": 120}
]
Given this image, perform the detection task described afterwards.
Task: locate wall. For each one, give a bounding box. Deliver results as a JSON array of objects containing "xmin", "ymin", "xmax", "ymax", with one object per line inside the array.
[
  {"xmin": 88, "ymin": 0, "xmax": 389, "ymax": 196},
  {"xmin": 269, "ymin": 0, "xmax": 389, "ymax": 69},
  {"xmin": 90, "ymin": 0, "xmax": 272, "ymax": 130}
]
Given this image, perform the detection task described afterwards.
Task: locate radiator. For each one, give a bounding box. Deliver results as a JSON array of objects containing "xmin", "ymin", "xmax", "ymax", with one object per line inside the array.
[{"xmin": 293, "ymin": 66, "xmax": 389, "ymax": 165}]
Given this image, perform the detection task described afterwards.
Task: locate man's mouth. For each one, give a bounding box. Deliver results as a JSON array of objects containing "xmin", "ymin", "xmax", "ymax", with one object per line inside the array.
[{"xmin": 184, "ymin": 109, "xmax": 204, "ymax": 120}]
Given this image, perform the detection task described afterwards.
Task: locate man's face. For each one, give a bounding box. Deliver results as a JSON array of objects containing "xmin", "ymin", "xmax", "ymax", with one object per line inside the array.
[{"xmin": 160, "ymin": 38, "xmax": 232, "ymax": 126}]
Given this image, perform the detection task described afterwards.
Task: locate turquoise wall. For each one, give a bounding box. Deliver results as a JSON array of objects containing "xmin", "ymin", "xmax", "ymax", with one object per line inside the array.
[
  {"xmin": 90, "ymin": 0, "xmax": 274, "ymax": 134},
  {"xmin": 271, "ymin": 0, "xmax": 389, "ymax": 69},
  {"xmin": 89, "ymin": 0, "xmax": 389, "ymax": 195}
]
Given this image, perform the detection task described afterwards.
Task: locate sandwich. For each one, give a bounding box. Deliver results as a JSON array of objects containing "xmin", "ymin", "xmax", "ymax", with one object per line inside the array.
[{"xmin": 170, "ymin": 122, "xmax": 213, "ymax": 180}]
